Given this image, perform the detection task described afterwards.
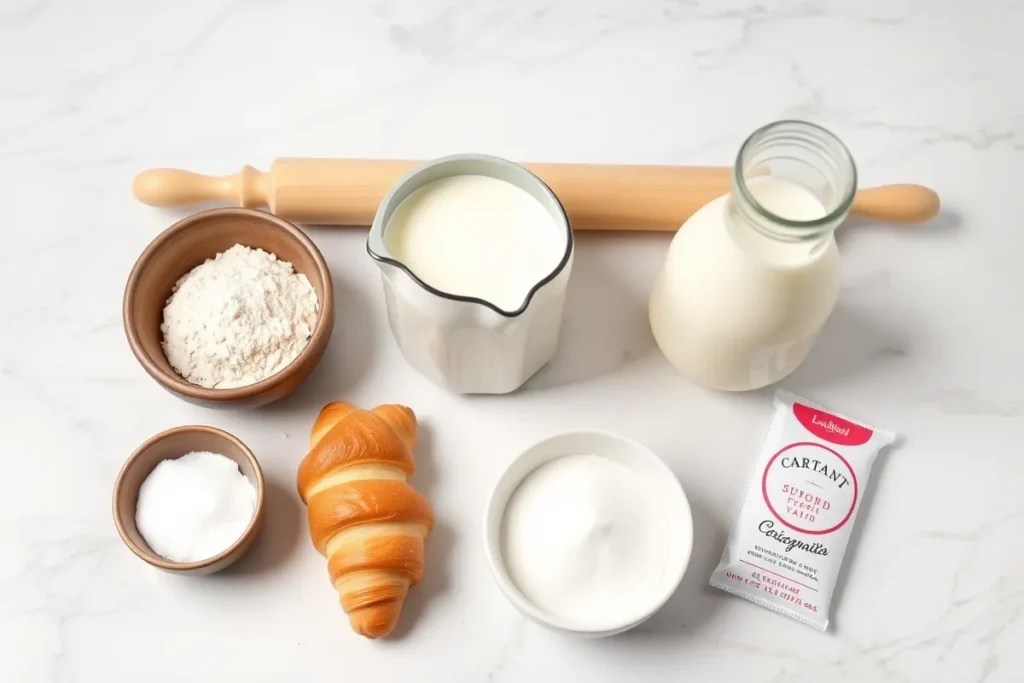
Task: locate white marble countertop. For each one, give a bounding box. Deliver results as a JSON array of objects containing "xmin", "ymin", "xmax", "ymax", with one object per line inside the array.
[{"xmin": 3, "ymin": 1, "xmax": 1022, "ymax": 681}]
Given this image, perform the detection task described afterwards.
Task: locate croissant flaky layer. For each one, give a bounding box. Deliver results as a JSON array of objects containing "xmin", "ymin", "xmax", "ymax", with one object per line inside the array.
[
  {"xmin": 298, "ymin": 403, "xmax": 417, "ymax": 499},
  {"xmin": 297, "ymin": 402, "xmax": 434, "ymax": 639},
  {"xmin": 307, "ymin": 479, "xmax": 434, "ymax": 554}
]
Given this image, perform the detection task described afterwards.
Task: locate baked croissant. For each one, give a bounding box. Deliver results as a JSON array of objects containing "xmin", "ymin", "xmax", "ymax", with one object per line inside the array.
[{"xmin": 297, "ymin": 402, "xmax": 434, "ymax": 639}]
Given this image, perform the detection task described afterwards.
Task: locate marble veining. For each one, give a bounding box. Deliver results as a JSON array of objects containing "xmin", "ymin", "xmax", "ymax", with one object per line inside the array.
[{"xmin": 1, "ymin": 1, "xmax": 1022, "ymax": 681}]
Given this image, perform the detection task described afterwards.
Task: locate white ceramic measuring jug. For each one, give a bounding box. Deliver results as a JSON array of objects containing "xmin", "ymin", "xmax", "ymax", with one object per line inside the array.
[{"xmin": 367, "ymin": 154, "xmax": 574, "ymax": 394}]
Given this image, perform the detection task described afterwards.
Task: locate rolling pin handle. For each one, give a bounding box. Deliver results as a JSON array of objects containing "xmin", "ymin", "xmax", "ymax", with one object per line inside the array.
[
  {"xmin": 850, "ymin": 183, "xmax": 940, "ymax": 224},
  {"xmin": 238, "ymin": 165, "xmax": 271, "ymax": 209},
  {"xmin": 131, "ymin": 167, "xmax": 271, "ymax": 210}
]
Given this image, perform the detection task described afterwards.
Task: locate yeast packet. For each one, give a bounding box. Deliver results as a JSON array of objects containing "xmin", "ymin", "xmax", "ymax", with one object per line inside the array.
[{"xmin": 710, "ymin": 390, "xmax": 895, "ymax": 630}]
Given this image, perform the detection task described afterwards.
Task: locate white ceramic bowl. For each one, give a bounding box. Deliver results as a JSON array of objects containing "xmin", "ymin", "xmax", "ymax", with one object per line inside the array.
[{"xmin": 484, "ymin": 429, "xmax": 693, "ymax": 637}]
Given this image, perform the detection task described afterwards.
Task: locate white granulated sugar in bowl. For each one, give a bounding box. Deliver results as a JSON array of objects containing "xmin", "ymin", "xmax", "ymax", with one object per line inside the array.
[{"xmin": 161, "ymin": 244, "xmax": 320, "ymax": 389}]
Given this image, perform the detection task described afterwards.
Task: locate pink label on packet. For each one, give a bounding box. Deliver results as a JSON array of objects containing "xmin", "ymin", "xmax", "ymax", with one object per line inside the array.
[{"xmin": 793, "ymin": 402, "xmax": 873, "ymax": 446}]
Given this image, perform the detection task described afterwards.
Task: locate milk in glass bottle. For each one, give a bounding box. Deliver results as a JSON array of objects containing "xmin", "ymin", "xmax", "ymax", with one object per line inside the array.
[{"xmin": 649, "ymin": 120, "xmax": 856, "ymax": 391}]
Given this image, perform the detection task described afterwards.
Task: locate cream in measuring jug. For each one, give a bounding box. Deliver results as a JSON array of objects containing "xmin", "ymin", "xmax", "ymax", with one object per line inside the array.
[
  {"xmin": 649, "ymin": 120, "xmax": 856, "ymax": 391},
  {"xmin": 368, "ymin": 154, "xmax": 574, "ymax": 395},
  {"xmin": 384, "ymin": 174, "xmax": 565, "ymax": 313}
]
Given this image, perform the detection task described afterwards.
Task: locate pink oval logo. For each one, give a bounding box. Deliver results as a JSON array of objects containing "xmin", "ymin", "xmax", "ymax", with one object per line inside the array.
[
  {"xmin": 761, "ymin": 442, "xmax": 859, "ymax": 535},
  {"xmin": 793, "ymin": 402, "xmax": 872, "ymax": 446}
]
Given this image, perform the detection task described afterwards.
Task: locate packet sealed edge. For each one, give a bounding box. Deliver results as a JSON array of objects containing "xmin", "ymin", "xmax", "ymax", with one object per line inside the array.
[{"xmin": 709, "ymin": 389, "xmax": 896, "ymax": 631}]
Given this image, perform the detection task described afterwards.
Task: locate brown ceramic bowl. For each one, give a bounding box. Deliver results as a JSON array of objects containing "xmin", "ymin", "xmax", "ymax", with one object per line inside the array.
[
  {"xmin": 124, "ymin": 207, "xmax": 334, "ymax": 408},
  {"xmin": 113, "ymin": 425, "xmax": 265, "ymax": 575}
]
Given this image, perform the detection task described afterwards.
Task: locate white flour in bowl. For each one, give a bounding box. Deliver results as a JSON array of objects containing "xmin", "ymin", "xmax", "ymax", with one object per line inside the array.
[{"xmin": 160, "ymin": 244, "xmax": 319, "ymax": 389}]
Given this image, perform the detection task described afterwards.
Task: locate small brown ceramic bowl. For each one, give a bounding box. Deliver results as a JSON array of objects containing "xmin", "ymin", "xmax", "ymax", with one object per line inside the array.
[
  {"xmin": 124, "ymin": 207, "xmax": 334, "ymax": 408},
  {"xmin": 113, "ymin": 425, "xmax": 265, "ymax": 575}
]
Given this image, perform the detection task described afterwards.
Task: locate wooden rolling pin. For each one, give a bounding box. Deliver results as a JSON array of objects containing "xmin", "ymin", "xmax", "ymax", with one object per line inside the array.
[{"xmin": 133, "ymin": 159, "xmax": 940, "ymax": 230}]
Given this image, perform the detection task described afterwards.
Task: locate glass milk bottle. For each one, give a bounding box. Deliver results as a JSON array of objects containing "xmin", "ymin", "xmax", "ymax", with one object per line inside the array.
[{"xmin": 649, "ymin": 120, "xmax": 856, "ymax": 391}]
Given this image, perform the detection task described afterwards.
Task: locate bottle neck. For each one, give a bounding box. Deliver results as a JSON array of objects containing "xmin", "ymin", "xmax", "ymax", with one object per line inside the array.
[{"xmin": 725, "ymin": 120, "xmax": 857, "ymax": 257}]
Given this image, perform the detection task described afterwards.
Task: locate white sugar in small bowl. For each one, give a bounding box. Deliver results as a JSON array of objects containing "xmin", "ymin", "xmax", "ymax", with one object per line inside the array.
[
  {"xmin": 484, "ymin": 429, "xmax": 693, "ymax": 637},
  {"xmin": 112, "ymin": 425, "xmax": 265, "ymax": 575}
]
